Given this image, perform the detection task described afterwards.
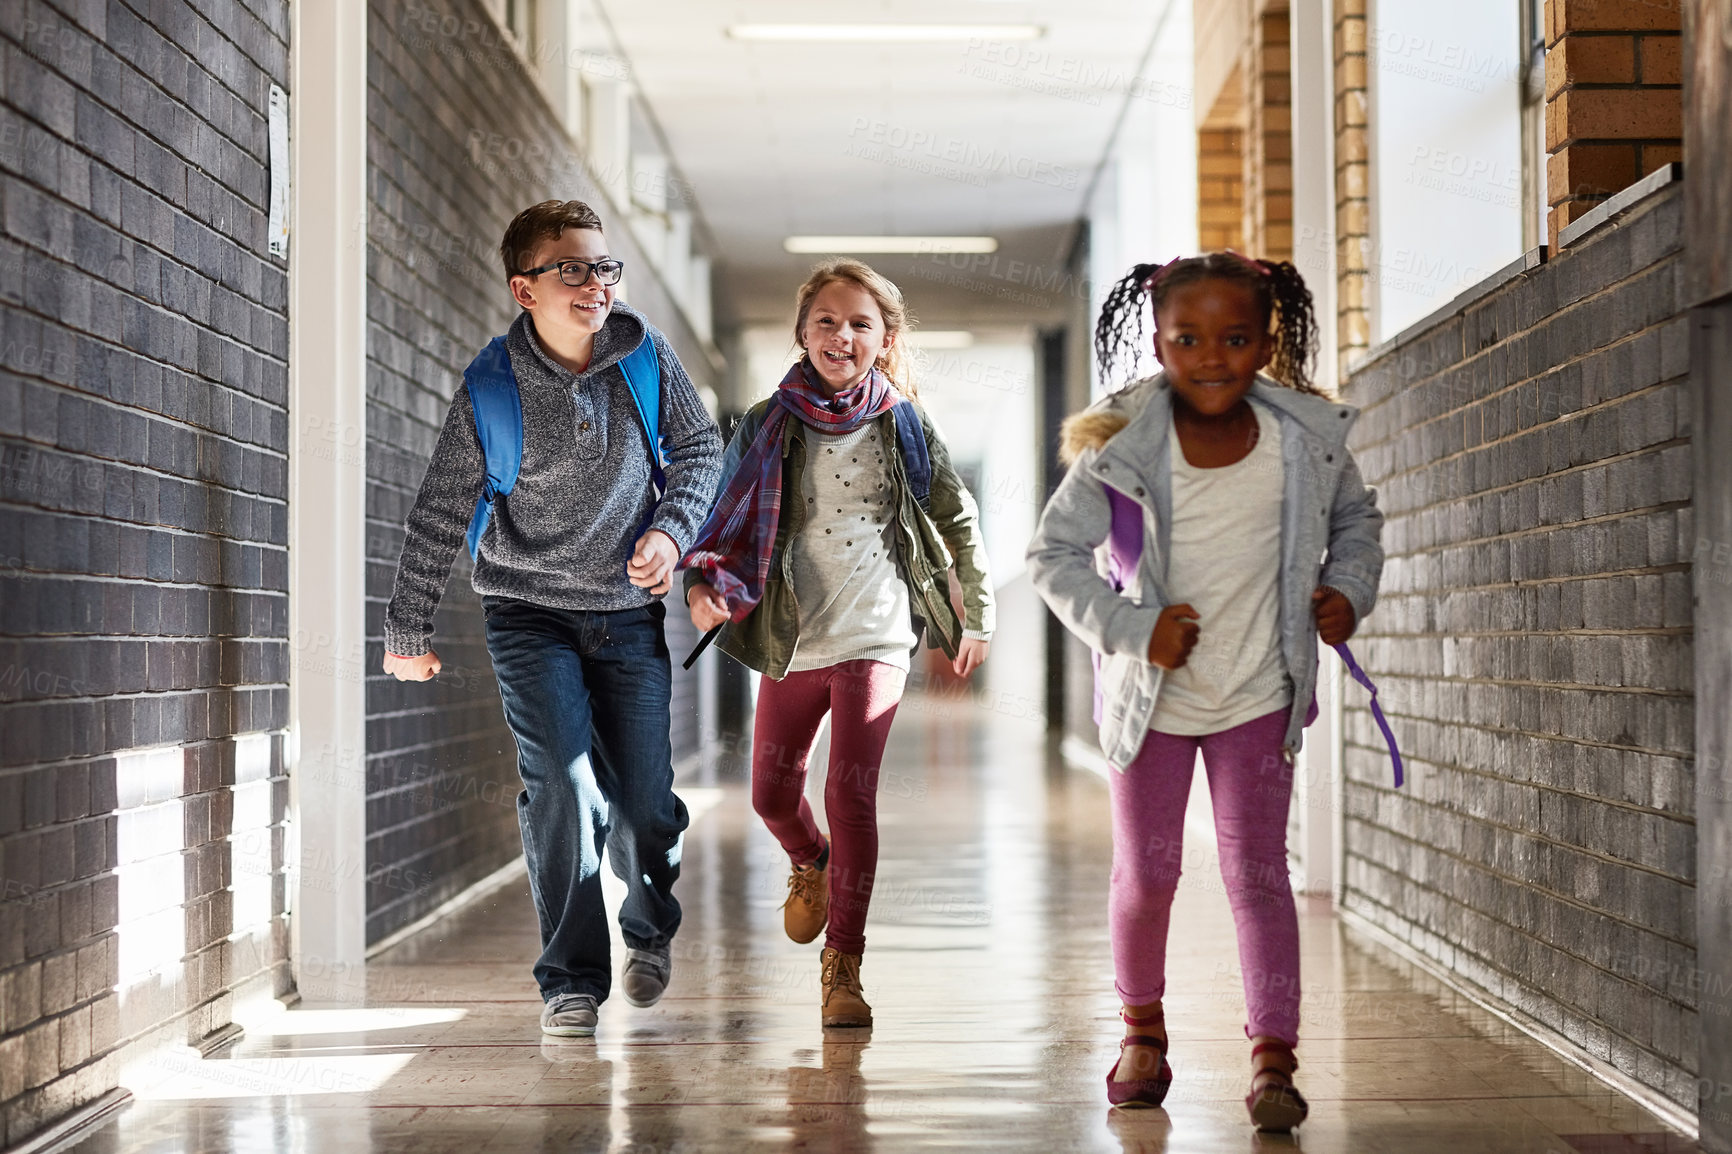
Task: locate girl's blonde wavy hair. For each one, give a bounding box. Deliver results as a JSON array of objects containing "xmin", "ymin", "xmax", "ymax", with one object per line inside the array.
[{"xmin": 792, "ymin": 259, "xmax": 919, "ymax": 398}]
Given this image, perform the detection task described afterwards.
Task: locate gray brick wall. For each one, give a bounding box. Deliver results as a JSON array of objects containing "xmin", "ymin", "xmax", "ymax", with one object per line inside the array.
[
  {"xmin": 364, "ymin": 0, "xmax": 714, "ymax": 946},
  {"xmin": 1341, "ymin": 186, "xmax": 1696, "ymax": 1108},
  {"xmin": 0, "ymin": 0, "xmax": 290, "ymax": 1144}
]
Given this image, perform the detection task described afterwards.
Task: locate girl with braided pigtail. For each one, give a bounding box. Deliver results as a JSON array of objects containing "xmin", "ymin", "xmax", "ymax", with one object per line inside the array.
[{"xmin": 1027, "ymin": 252, "xmax": 1386, "ymax": 1130}]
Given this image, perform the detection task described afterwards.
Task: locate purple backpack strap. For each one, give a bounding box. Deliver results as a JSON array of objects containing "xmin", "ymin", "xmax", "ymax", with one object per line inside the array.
[
  {"xmin": 1332, "ymin": 642, "xmax": 1405, "ymax": 788},
  {"xmin": 1092, "ymin": 486, "xmax": 1147, "ymax": 725},
  {"xmin": 1105, "ymin": 486, "xmax": 1144, "ymax": 590}
]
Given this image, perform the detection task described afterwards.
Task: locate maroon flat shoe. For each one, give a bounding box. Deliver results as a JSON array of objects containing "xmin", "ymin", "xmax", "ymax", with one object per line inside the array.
[
  {"xmin": 1245, "ymin": 1039, "xmax": 1309, "ymax": 1132},
  {"xmin": 1105, "ymin": 1009, "xmax": 1173, "ymax": 1109}
]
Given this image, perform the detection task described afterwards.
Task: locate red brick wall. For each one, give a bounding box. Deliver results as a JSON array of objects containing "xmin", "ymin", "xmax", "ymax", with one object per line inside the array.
[{"xmin": 1543, "ymin": 0, "xmax": 1683, "ymax": 244}]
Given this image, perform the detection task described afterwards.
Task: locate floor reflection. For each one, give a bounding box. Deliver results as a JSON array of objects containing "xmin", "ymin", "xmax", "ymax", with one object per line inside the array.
[
  {"xmin": 58, "ymin": 586, "xmax": 1702, "ymax": 1153},
  {"xmin": 1105, "ymin": 1106, "xmax": 1173, "ymax": 1153},
  {"xmin": 786, "ymin": 1038, "xmax": 873, "ymax": 1151}
]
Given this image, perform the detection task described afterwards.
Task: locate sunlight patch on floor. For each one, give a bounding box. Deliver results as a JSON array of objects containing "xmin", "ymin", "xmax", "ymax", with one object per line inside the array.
[{"xmin": 130, "ymin": 1051, "xmax": 417, "ymax": 1101}]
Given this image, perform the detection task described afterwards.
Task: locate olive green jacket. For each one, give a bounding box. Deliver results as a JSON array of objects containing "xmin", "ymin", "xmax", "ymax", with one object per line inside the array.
[{"xmin": 683, "ymin": 396, "xmax": 994, "ymax": 679}]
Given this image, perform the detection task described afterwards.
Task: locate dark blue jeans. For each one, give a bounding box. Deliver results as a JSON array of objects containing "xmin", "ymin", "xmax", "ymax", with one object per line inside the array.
[{"xmin": 483, "ymin": 597, "xmax": 688, "ymax": 1003}]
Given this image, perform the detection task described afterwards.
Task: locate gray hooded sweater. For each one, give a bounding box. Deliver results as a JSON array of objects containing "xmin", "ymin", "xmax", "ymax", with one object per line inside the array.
[{"xmin": 383, "ymin": 303, "xmax": 723, "ymax": 657}]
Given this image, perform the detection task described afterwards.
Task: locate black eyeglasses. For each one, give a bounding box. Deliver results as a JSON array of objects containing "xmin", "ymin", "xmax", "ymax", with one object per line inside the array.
[{"xmin": 518, "ymin": 258, "xmax": 626, "ymax": 287}]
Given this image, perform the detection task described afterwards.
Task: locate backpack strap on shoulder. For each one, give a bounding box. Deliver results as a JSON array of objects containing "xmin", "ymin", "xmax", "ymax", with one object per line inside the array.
[
  {"xmin": 464, "ymin": 335, "xmax": 522, "ymax": 560},
  {"xmin": 891, "ymin": 401, "xmax": 932, "ymax": 514},
  {"xmin": 617, "ymin": 335, "xmax": 666, "ymax": 494}
]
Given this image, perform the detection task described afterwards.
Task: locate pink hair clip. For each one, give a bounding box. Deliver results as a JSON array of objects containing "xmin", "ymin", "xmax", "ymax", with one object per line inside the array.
[
  {"xmin": 1141, "ymin": 258, "xmax": 1184, "ymax": 291},
  {"xmin": 1224, "ymin": 249, "xmax": 1272, "ymax": 276}
]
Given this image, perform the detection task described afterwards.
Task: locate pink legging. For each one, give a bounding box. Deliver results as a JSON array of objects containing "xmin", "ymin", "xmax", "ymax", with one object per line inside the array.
[
  {"xmin": 1108, "ymin": 708, "xmax": 1301, "ymax": 1045},
  {"xmin": 751, "ymin": 660, "xmax": 907, "ymax": 955}
]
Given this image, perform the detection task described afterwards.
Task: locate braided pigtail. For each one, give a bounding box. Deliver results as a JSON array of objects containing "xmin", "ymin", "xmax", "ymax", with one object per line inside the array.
[
  {"xmin": 1093, "ymin": 262, "xmax": 1165, "ymax": 389},
  {"xmin": 1254, "ymin": 259, "xmax": 1324, "ymax": 396}
]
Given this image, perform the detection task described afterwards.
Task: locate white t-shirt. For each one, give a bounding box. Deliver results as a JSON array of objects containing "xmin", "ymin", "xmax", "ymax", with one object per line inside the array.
[
  {"xmin": 1148, "ymin": 404, "xmax": 1292, "ymax": 735},
  {"xmin": 786, "ymin": 423, "xmax": 917, "ymax": 672}
]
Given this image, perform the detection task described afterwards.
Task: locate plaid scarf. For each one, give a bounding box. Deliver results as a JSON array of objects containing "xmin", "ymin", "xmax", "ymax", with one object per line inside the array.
[{"xmin": 680, "ymin": 358, "xmax": 898, "ymax": 621}]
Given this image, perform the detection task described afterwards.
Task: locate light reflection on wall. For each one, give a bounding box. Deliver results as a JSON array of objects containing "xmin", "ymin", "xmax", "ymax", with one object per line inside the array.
[
  {"xmin": 230, "ymin": 733, "xmax": 277, "ymax": 949},
  {"xmin": 113, "ymin": 733, "xmax": 291, "ymax": 1095},
  {"xmin": 115, "ymin": 746, "xmax": 190, "ymax": 1008}
]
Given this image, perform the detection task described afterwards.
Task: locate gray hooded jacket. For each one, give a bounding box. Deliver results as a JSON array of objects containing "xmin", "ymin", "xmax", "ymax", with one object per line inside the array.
[{"xmin": 1027, "ymin": 373, "xmax": 1385, "ymax": 766}]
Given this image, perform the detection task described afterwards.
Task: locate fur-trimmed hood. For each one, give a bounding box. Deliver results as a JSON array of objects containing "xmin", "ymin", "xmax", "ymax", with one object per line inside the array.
[{"xmin": 1058, "ymin": 376, "xmax": 1162, "ymax": 465}]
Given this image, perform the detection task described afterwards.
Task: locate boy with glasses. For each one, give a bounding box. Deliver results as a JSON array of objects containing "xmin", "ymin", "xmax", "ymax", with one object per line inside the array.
[{"xmin": 382, "ymin": 200, "xmax": 723, "ymax": 1036}]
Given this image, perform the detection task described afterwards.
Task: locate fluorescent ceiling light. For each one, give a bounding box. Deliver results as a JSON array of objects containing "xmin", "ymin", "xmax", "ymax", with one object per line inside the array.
[
  {"xmin": 905, "ymin": 331, "xmax": 975, "ymax": 350},
  {"xmin": 784, "ymin": 236, "xmax": 999, "ymax": 254},
  {"xmin": 729, "ymin": 24, "xmax": 1043, "ymax": 43}
]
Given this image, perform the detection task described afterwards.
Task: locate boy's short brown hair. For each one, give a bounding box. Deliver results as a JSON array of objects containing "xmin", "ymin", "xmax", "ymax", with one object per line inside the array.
[{"xmin": 500, "ymin": 200, "xmax": 604, "ymax": 282}]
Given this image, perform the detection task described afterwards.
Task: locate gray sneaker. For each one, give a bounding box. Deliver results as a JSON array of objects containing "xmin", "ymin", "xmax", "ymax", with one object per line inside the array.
[
  {"xmin": 621, "ymin": 946, "xmax": 672, "ymax": 1008},
  {"xmin": 539, "ymin": 993, "xmax": 599, "ymax": 1037}
]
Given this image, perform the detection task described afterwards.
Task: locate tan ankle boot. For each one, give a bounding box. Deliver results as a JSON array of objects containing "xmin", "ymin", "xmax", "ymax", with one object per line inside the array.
[
  {"xmin": 783, "ymin": 855, "xmax": 829, "ymax": 944},
  {"xmin": 819, "ymin": 947, "xmax": 872, "ymax": 1028}
]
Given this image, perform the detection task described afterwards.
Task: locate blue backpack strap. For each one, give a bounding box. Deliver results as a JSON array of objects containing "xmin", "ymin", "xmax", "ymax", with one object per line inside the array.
[
  {"xmin": 891, "ymin": 401, "xmax": 932, "ymax": 514},
  {"xmin": 463, "ymin": 335, "xmax": 522, "ymax": 560},
  {"xmin": 616, "ymin": 335, "xmax": 665, "ymax": 493}
]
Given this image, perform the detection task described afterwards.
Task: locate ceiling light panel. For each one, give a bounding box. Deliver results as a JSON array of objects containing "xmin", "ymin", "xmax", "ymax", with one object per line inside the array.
[
  {"xmin": 784, "ymin": 236, "xmax": 999, "ymax": 254},
  {"xmin": 728, "ymin": 24, "xmax": 1044, "ymax": 43},
  {"xmin": 903, "ymin": 331, "xmax": 976, "ymax": 349}
]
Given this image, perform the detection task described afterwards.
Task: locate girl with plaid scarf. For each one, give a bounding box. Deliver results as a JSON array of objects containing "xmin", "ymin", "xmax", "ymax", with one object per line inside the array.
[{"xmin": 680, "ymin": 260, "xmax": 994, "ymax": 1028}]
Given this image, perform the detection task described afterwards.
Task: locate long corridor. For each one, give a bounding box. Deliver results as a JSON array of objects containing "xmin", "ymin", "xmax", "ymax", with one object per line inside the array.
[
  {"xmin": 6, "ymin": 0, "xmax": 1732, "ymax": 1149},
  {"xmin": 62, "ymin": 648, "xmax": 1697, "ymax": 1153}
]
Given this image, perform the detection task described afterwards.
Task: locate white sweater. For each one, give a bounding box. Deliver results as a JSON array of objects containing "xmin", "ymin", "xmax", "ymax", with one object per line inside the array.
[
  {"xmin": 785, "ymin": 424, "xmax": 918, "ymax": 672},
  {"xmin": 1148, "ymin": 404, "xmax": 1293, "ymax": 734}
]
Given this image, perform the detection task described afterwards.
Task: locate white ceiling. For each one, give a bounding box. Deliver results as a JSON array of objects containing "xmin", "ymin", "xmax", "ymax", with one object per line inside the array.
[{"xmin": 597, "ymin": 1, "xmax": 1180, "ymax": 329}]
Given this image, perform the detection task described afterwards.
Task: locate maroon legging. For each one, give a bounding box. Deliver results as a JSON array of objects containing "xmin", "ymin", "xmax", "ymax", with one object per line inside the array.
[
  {"xmin": 751, "ymin": 660, "xmax": 907, "ymax": 955},
  {"xmin": 1109, "ymin": 708, "xmax": 1301, "ymax": 1044}
]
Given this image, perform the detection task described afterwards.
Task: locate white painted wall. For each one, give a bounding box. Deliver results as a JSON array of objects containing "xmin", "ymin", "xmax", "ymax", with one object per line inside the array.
[
  {"xmin": 540, "ymin": 0, "xmax": 584, "ymax": 137},
  {"xmin": 1291, "ymin": 0, "xmax": 1338, "ymax": 389},
  {"xmin": 1370, "ymin": 0, "xmax": 1524, "ymax": 339},
  {"xmin": 1145, "ymin": 1, "xmax": 1200, "ymax": 271},
  {"xmin": 586, "ymin": 77, "xmax": 633, "ymax": 209},
  {"xmin": 739, "ymin": 325, "xmax": 799, "ymax": 410},
  {"xmin": 1085, "ymin": 0, "xmax": 1197, "ymax": 396},
  {"xmin": 911, "ymin": 333, "xmax": 1040, "ymax": 587},
  {"xmin": 288, "ymin": 0, "xmax": 369, "ymax": 1001},
  {"xmin": 1289, "ymin": 0, "xmax": 1345, "ymax": 898}
]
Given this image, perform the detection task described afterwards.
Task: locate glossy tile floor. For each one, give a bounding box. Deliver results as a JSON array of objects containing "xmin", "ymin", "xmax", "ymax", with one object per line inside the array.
[{"xmin": 69, "ymin": 633, "xmax": 1698, "ymax": 1152}]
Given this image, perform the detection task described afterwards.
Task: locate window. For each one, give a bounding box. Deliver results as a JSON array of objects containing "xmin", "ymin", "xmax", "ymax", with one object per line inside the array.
[{"xmin": 1368, "ymin": 0, "xmax": 1525, "ymax": 338}]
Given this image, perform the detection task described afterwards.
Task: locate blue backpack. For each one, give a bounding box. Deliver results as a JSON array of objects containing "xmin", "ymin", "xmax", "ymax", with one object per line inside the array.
[{"xmin": 462, "ymin": 333, "xmax": 665, "ymax": 559}]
